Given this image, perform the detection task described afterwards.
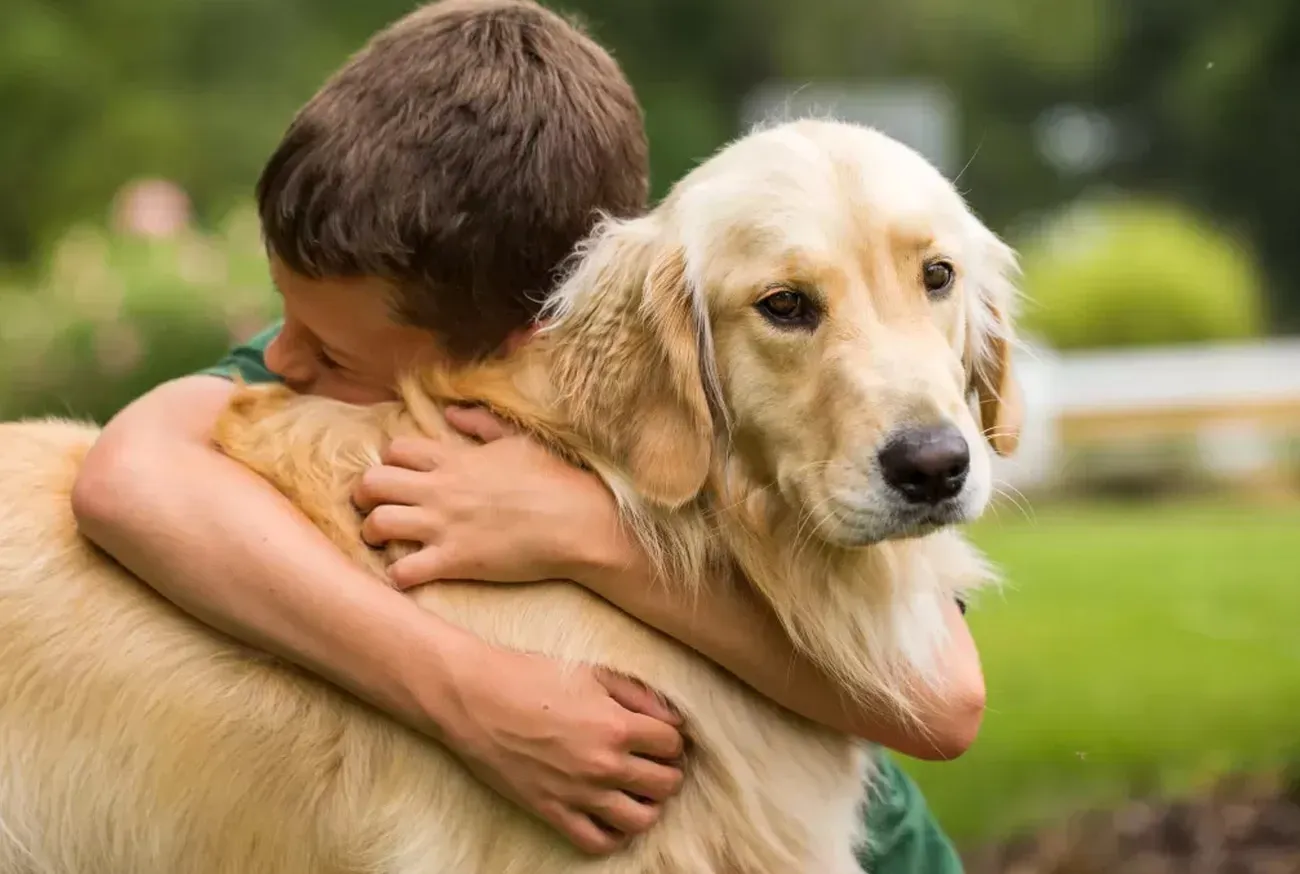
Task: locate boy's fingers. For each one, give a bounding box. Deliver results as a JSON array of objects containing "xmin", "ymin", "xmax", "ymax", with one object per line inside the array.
[
  {"xmin": 622, "ymin": 715, "xmax": 685, "ymax": 762},
  {"xmin": 352, "ymin": 465, "xmax": 428, "ymax": 512},
  {"xmin": 584, "ymin": 790, "xmax": 660, "ymax": 838},
  {"xmin": 444, "ymin": 405, "xmax": 517, "ymax": 444},
  {"xmin": 361, "ymin": 505, "xmax": 431, "ymax": 547},
  {"xmin": 383, "ymin": 436, "xmax": 445, "ymax": 471},
  {"xmin": 617, "ymin": 756, "xmax": 684, "ymax": 803},
  {"xmin": 554, "ymin": 809, "xmax": 624, "ymax": 856},
  {"xmin": 386, "ymin": 548, "xmax": 449, "ymax": 590},
  {"xmin": 597, "ymin": 670, "xmax": 682, "ymax": 727}
]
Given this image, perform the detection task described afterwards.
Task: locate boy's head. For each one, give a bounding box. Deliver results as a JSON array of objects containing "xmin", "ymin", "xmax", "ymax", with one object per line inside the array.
[{"xmin": 257, "ymin": 0, "xmax": 648, "ymax": 403}]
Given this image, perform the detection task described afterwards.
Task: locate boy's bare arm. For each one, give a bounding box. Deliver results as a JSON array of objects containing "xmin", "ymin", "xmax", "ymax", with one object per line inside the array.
[
  {"xmin": 362, "ymin": 410, "xmax": 987, "ymax": 761},
  {"xmin": 578, "ymin": 544, "xmax": 986, "ymax": 761},
  {"xmin": 70, "ymin": 376, "xmax": 686, "ymax": 854},
  {"xmin": 72, "ymin": 376, "xmax": 460, "ymax": 728}
]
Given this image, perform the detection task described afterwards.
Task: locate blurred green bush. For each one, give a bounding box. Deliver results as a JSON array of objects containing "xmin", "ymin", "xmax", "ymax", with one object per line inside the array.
[
  {"xmin": 0, "ymin": 204, "xmax": 279, "ymax": 424},
  {"xmin": 1016, "ymin": 196, "xmax": 1265, "ymax": 350}
]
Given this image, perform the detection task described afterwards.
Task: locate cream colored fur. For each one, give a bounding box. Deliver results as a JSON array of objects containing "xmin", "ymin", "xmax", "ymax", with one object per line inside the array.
[{"xmin": 0, "ymin": 119, "xmax": 1021, "ymax": 874}]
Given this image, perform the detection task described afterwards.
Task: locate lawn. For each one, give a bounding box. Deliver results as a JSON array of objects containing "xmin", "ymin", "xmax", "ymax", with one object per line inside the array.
[{"xmin": 905, "ymin": 498, "xmax": 1300, "ymax": 843}]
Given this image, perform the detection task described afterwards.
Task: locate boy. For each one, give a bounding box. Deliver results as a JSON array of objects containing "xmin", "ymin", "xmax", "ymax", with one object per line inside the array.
[{"xmin": 70, "ymin": 1, "xmax": 979, "ymax": 869}]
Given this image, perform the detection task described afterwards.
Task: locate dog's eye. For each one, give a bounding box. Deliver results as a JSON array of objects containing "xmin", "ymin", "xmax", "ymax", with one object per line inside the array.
[
  {"xmin": 757, "ymin": 289, "xmax": 818, "ymax": 329},
  {"xmin": 922, "ymin": 260, "xmax": 955, "ymax": 297}
]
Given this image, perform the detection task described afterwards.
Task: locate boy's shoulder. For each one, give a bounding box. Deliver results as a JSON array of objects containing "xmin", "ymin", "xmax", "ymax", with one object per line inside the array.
[{"xmin": 198, "ymin": 321, "xmax": 284, "ymax": 385}]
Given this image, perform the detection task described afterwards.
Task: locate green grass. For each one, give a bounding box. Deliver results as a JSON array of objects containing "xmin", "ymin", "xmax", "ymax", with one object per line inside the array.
[{"xmin": 905, "ymin": 499, "xmax": 1300, "ymax": 843}]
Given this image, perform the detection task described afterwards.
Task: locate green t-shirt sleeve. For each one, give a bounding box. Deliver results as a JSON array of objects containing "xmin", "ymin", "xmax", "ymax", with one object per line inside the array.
[
  {"xmin": 858, "ymin": 749, "xmax": 964, "ymax": 873},
  {"xmin": 196, "ymin": 320, "xmax": 284, "ymax": 385}
]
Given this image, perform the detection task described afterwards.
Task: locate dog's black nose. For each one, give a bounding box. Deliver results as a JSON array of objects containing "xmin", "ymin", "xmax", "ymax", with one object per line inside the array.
[{"xmin": 878, "ymin": 425, "xmax": 971, "ymax": 505}]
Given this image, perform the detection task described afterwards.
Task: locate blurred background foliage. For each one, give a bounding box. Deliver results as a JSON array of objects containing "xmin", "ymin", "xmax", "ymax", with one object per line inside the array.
[
  {"xmin": 3, "ymin": 0, "xmax": 1297, "ymax": 419},
  {"xmin": 3, "ymin": 0, "xmax": 1298, "ymax": 314},
  {"xmin": 1017, "ymin": 197, "xmax": 1264, "ymax": 350},
  {"xmin": 0, "ymin": 204, "xmax": 278, "ymax": 422}
]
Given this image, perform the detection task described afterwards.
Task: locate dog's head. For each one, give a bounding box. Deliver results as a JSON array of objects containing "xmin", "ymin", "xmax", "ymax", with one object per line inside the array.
[{"xmin": 543, "ymin": 119, "xmax": 1021, "ymax": 546}]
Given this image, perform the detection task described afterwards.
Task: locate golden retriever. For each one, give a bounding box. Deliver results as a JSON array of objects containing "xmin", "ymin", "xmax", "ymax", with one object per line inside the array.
[{"xmin": 0, "ymin": 118, "xmax": 1021, "ymax": 874}]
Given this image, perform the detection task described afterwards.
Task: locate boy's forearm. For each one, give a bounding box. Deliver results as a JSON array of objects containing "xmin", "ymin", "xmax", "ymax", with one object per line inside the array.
[
  {"xmin": 72, "ymin": 382, "xmax": 477, "ymax": 740},
  {"xmin": 576, "ymin": 546, "xmax": 984, "ymax": 759}
]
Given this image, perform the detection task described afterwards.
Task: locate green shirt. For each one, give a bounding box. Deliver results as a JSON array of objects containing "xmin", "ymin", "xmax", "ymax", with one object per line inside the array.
[
  {"xmin": 199, "ymin": 322, "xmax": 283, "ymax": 384},
  {"xmin": 202, "ymin": 322, "xmax": 964, "ymax": 874},
  {"xmin": 858, "ymin": 753, "xmax": 964, "ymax": 874}
]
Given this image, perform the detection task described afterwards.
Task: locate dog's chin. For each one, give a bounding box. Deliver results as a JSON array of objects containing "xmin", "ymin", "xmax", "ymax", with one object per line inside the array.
[
  {"xmin": 812, "ymin": 493, "xmax": 983, "ymax": 548},
  {"xmin": 787, "ymin": 468, "xmax": 991, "ymax": 548}
]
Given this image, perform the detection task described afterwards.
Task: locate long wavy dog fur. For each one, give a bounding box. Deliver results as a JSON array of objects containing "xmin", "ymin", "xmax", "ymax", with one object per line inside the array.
[{"xmin": 0, "ymin": 119, "xmax": 1022, "ymax": 874}]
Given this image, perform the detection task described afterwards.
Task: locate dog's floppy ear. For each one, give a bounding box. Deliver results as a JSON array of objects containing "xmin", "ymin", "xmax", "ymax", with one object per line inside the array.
[
  {"xmin": 543, "ymin": 216, "xmax": 714, "ymax": 508},
  {"xmin": 968, "ymin": 234, "xmax": 1023, "ymax": 457}
]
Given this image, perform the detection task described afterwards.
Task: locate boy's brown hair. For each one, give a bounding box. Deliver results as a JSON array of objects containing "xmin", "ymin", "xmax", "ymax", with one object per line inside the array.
[{"xmin": 256, "ymin": 0, "xmax": 648, "ymax": 360}]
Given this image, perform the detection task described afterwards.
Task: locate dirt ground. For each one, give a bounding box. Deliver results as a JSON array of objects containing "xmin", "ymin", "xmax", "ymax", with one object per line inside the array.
[{"xmin": 962, "ymin": 772, "xmax": 1300, "ymax": 874}]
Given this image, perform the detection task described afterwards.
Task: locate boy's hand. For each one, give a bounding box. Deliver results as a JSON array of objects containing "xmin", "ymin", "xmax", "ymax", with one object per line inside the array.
[
  {"xmin": 435, "ymin": 639, "xmax": 685, "ymax": 854},
  {"xmin": 353, "ymin": 406, "xmax": 625, "ymax": 591},
  {"xmin": 357, "ymin": 406, "xmax": 686, "ymax": 852}
]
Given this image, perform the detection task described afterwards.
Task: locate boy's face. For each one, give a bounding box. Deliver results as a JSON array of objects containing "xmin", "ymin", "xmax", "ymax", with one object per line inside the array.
[{"xmin": 263, "ymin": 258, "xmax": 437, "ymax": 405}]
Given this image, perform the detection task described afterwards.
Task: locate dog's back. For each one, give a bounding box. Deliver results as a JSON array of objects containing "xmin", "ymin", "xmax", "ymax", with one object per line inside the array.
[
  {"xmin": 0, "ymin": 418, "xmax": 868, "ymax": 874},
  {"xmin": 0, "ymin": 420, "xmax": 406, "ymax": 872}
]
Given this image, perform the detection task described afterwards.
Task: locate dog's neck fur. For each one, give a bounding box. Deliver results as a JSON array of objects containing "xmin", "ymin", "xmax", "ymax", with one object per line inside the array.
[
  {"xmin": 402, "ymin": 330, "xmax": 994, "ymax": 719},
  {"xmin": 217, "ymin": 339, "xmax": 988, "ymax": 726}
]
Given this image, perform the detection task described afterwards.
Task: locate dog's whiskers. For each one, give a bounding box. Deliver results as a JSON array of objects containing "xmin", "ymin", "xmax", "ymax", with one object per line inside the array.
[
  {"xmin": 991, "ymin": 480, "xmax": 1034, "ymax": 522},
  {"xmin": 776, "ymin": 462, "xmax": 843, "ymax": 559},
  {"xmin": 791, "ymin": 491, "xmax": 843, "ymax": 565},
  {"xmin": 703, "ymin": 459, "xmax": 835, "ymax": 521}
]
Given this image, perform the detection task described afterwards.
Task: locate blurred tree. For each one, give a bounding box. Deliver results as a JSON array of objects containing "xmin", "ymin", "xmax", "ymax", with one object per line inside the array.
[
  {"xmin": 1016, "ymin": 197, "xmax": 1265, "ymax": 350},
  {"xmin": 1107, "ymin": 0, "xmax": 1300, "ymax": 332},
  {"xmin": 0, "ymin": 0, "xmax": 343, "ymax": 264},
  {"xmin": 1, "ymin": 0, "xmax": 1297, "ymax": 331}
]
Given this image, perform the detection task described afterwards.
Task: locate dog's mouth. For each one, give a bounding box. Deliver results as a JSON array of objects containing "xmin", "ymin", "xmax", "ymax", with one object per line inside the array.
[
  {"xmin": 781, "ymin": 458, "xmax": 988, "ymax": 548},
  {"xmin": 880, "ymin": 499, "xmax": 970, "ymax": 540},
  {"xmin": 812, "ymin": 493, "xmax": 974, "ymax": 548}
]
